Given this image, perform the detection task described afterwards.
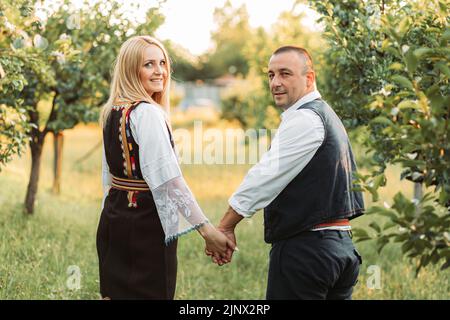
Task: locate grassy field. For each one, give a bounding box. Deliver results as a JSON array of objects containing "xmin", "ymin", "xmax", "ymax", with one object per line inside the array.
[{"xmin": 0, "ymin": 121, "xmax": 448, "ymax": 300}]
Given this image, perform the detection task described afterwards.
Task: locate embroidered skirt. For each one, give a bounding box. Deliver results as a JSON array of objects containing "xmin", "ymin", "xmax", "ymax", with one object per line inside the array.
[{"xmin": 96, "ymin": 189, "xmax": 177, "ymax": 299}]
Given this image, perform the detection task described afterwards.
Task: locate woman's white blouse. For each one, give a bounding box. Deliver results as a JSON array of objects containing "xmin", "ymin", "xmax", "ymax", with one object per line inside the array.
[{"xmin": 102, "ymin": 102, "xmax": 208, "ymax": 242}]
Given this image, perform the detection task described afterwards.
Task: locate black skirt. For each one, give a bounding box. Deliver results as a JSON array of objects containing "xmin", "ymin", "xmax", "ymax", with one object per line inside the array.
[{"xmin": 96, "ymin": 189, "xmax": 177, "ymax": 299}]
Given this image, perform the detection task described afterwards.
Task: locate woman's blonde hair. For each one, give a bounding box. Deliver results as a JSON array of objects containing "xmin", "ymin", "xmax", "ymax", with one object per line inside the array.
[{"xmin": 100, "ymin": 35, "xmax": 171, "ymax": 127}]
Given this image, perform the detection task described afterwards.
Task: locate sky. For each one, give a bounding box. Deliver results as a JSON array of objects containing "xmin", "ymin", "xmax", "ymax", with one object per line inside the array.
[
  {"xmin": 153, "ymin": 0, "xmax": 321, "ymax": 55},
  {"xmin": 40, "ymin": 0, "xmax": 321, "ymax": 56}
]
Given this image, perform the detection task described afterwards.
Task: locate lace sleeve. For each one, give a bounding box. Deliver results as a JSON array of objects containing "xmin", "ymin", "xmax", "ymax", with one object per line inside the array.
[
  {"xmin": 129, "ymin": 103, "xmax": 209, "ymax": 244},
  {"xmin": 151, "ymin": 176, "xmax": 209, "ymax": 244}
]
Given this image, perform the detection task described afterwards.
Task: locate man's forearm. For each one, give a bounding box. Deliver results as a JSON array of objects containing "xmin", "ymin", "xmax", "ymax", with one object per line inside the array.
[{"xmin": 219, "ymin": 206, "xmax": 244, "ymax": 230}]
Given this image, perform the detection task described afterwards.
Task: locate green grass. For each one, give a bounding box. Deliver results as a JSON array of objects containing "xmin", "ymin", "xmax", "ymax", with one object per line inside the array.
[{"xmin": 0, "ymin": 124, "xmax": 448, "ymax": 299}]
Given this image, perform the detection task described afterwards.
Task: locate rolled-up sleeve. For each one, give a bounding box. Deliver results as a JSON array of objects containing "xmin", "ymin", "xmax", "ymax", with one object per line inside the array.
[{"xmin": 229, "ymin": 109, "xmax": 325, "ymax": 217}]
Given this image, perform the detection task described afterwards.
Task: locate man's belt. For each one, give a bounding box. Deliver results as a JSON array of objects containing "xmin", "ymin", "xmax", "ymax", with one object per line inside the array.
[
  {"xmin": 313, "ymin": 219, "xmax": 350, "ymax": 229},
  {"xmin": 111, "ymin": 175, "xmax": 149, "ymax": 192}
]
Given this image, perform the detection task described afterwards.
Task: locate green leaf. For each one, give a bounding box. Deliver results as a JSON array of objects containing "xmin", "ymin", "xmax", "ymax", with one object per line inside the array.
[
  {"xmin": 439, "ymin": 2, "xmax": 449, "ymax": 15},
  {"xmin": 383, "ymin": 220, "xmax": 397, "ymax": 230},
  {"xmin": 376, "ymin": 237, "xmax": 390, "ymax": 254},
  {"xmin": 369, "ymin": 221, "xmax": 381, "ymax": 233},
  {"xmin": 384, "ymin": 46, "xmax": 401, "ymax": 57},
  {"xmin": 391, "ymin": 75, "xmax": 414, "ymax": 90},
  {"xmin": 373, "ymin": 173, "xmax": 386, "ymax": 188},
  {"xmin": 435, "ymin": 62, "xmax": 450, "ymax": 78},
  {"xmin": 439, "ymin": 189, "xmax": 449, "ymax": 204},
  {"xmin": 377, "ymin": 208, "xmax": 398, "ymax": 220},
  {"xmin": 428, "ymin": 84, "xmax": 445, "ymax": 109},
  {"xmin": 414, "ymin": 47, "xmax": 433, "ymax": 58},
  {"xmin": 389, "ymin": 62, "xmax": 404, "ymax": 71},
  {"xmin": 405, "ymin": 50, "xmax": 418, "ymax": 73},
  {"xmin": 420, "ymin": 254, "xmax": 431, "ymax": 268},
  {"xmin": 425, "ymin": 27, "xmax": 441, "ymax": 34},
  {"xmin": 352, "ymin": 228, "xmax": 371, "ymax": 241},
  {"xmin": 371, "ymin": 116, "xmax": 393, "ymax": 126},
  {"xmin": 402, "ymin": 241, "xmax": 414, "ymax": 253},
  {"xmin": 397, "ymin": 99, "xmax": 418, "ymax": 110},
  {"xmin": 442, "ymin": 28, "xmax": 450, "ymax": 41},
  {"xmin": 366, "ymin": 185, "xmax": 379, "ymax": 202},
  {"xmin": 397, "ymin": 16, "xmax": 411, "ymax": 37}
]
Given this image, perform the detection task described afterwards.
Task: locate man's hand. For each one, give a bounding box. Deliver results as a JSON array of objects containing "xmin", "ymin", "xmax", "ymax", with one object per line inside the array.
[
  {"xmin": 205, "ymin": 206, "xmax": 243, "ymax": 265},
  {"xmin": 199, "ymin": 223, "xmax": 235, "ymax": 265}
]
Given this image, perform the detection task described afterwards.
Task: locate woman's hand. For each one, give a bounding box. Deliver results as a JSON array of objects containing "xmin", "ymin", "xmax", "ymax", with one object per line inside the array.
[{"xmin": 199, "ymin": 223, "xmax": 236, "ymax": 266}]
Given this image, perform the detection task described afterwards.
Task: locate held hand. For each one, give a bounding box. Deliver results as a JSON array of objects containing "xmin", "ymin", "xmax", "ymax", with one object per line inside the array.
[
  {"xmin": 205, "ymin": 206, "xmax": 243, "ymax": 265},
  {"xmin": 205, "ymin": 227, "xmax": 237, "ymax": 266},
  {"xmin": 216, "ymin": 225, "xmax": 237, "ymax": 264},
  {"xmin": 200, "ymin": 223, "xmax": 236, "ymax": 265}
]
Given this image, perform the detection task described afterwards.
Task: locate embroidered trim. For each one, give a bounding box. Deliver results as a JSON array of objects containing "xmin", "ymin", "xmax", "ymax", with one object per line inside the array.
[
  {"xmin": 120, "ymin": 106, "xmax": 133, "ymax": 178},
  {"xmin": 112, "ymin": 100, "xmax": 174, "ymax": 209},
  {"xmin": 164, "ymin": 220, "xmax": 209, "ymax": 245},
  {"xmin": 113, "ymin": 101, "xmax": 143, "ymax": 208},
  {"xmin": 112, "ymin": 103, "xmax": 128, "ymax": 110}
]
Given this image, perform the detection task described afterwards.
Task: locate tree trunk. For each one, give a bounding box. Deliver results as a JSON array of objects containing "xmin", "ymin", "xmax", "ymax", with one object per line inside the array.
[
  {"xmin": 24, "ymin": 134, "xmax": 45, "ymax": 214},
  {"xmin": 52, "ymin": 131, "xmax": 64, "ymax": 194}
]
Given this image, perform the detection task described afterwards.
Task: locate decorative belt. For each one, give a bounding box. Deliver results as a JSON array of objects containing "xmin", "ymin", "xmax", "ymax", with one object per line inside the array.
[
  {"xmin": 313, "ymin": 219, "xmax": 350, "ymax": 229},
  {"xmin": 111, "ymin": 176, "xmax": 149, "ymax": 208},
  {"xmin": 111, "ymin": 176, "xmax": 149, "ymax": 192}
]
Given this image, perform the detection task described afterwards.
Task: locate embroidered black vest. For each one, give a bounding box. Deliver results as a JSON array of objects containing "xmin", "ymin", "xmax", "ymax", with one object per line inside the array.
[{"xmin": 103, "ymin": 101, "xmax": 174, "ymax": 207}]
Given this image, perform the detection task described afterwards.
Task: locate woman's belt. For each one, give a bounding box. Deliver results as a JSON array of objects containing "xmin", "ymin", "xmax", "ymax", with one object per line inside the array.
[{"xmin": 111, "ymin": 175, "xmax": 149, "ymax": 192}]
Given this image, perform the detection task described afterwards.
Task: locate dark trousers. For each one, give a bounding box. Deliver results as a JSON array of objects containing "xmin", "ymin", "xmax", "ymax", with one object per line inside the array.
[{"xmin": 266, "ymin": 230, "xmax": 362, "ymax": 300}]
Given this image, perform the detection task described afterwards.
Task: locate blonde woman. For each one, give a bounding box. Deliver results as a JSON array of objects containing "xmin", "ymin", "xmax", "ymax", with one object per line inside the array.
[{"xmin": 97, "ymin": 36, "xmax": 235, "ymax": 300}]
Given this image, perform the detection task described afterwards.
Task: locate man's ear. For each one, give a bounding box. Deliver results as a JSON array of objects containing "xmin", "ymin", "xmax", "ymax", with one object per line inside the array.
[{"xmin": 306, "ymin": 71, "xmax": 315, "ymax": 89}]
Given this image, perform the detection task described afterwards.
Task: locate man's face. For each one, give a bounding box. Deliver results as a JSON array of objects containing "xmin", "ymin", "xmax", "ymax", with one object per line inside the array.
[{"xmin": 268, "ymin": 51, "xmax": 314, "ymax": 110}]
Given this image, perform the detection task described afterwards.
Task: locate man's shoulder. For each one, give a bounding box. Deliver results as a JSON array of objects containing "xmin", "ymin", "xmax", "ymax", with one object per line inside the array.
[
  {"xmin": 280, "ymin": 108, "xmax": 325, "ymax": 140},
  {"xmin": 300, "ymin": 98, "xmax": 329, "ymax": 109},
  {"xmin": 292, "ymin": 106, "xmax": 324, "ymax": 125}
]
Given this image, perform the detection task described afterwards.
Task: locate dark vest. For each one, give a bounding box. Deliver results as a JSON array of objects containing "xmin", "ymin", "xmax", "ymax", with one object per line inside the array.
[
  {"xmin": 103, "ymin": 103, "xmax": 144, "ymax": 180},
  {"xmin": 263, "ymin": 98, "xmax": 365, "ymax": 243},
  {"xmin": 103, "ymin": 101, "xmax": 174, "ymax": 181}
]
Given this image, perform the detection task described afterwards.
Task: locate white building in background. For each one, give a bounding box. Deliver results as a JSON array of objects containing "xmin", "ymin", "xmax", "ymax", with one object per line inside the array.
[{"xmin": 173, "ymin": 75, "xmax": 237, "ymax": 110}]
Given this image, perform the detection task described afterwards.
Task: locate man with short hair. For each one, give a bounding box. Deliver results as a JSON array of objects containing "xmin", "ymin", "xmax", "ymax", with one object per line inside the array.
[{"xmin": 213, "ymin": 46, "xmax": 365, "ymax": 300}]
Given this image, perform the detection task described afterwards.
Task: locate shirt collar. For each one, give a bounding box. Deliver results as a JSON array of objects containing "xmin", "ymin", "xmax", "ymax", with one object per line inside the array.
[{"xmin": 280, "ymin": 90, "xmax": 322, "ymax": 120}]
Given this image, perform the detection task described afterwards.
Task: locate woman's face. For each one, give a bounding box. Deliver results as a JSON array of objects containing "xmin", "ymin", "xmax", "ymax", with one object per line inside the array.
[{"xmin": 139, "ymin": 44, "xmax": 167, "ymax": 96}]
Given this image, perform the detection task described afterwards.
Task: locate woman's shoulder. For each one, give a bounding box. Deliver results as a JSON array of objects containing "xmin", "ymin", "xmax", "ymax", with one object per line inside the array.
[
  {"xmin": 132, "ymin": 101, "xmax": 166, "ymax": 121},
  {"xmin": 133, "ymin": 101, "xmax": 162, "ymax": 113}
]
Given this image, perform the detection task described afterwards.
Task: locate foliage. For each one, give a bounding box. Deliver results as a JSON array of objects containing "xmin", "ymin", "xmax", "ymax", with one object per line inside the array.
[
  {"xmin": 201, "ymin": 0, "xmax": 252, "ymax": 79},
  {"xmin": 312, "ymin": 0, "xmax": 450, "ymax": 274},
  {"xmin": 0, "ymin": 0, "xmax": 164, "ymax": 212},
  {"xmin": 221, "ymin": 2, "xmax": 325, "ymax": 129},
  {"xmin": 164, "ymin": 40, "xmax": 202, "ymax": 82},
  {"xmin": 0, "ymin": 0, "xmax": 164, "ymax": 165},
  {"xmin": 221, "ymin": 72, "xmax": 272, "ymax": 129},
  {"xmin": 166, "ymin": 0, "xmax": 252, "ymax": 82},
  {"xmin": 0, "ymin": 0, "xmax": 51, "ymax": 167}
]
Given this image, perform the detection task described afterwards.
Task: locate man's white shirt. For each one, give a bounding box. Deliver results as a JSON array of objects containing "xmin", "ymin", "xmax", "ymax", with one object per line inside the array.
[{"xmin": 228, "ymin": 90, "xmax": 325, "ymax": 218}]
